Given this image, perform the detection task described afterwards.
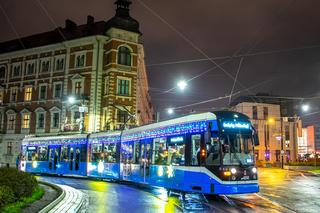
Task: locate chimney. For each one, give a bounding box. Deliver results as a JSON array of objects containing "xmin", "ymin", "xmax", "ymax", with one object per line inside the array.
[
  {"xmin": 87, "ymin": 15, "xmax": 94, "ymax": 25},
  {"xmin": 65, "ymin": 19, "xmax": 77, "ymax": 30}
]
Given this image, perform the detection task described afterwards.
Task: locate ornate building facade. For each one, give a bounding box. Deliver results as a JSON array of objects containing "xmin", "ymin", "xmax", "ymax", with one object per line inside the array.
[{"xmin": 0, "ymin": 0, "xmax": 154, "ymax": 167}]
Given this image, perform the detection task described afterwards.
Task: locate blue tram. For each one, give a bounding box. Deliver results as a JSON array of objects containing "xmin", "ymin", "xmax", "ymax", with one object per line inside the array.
[{"xmin": 21, "ymin": 111, "xmax": 259, "ymax": 195}]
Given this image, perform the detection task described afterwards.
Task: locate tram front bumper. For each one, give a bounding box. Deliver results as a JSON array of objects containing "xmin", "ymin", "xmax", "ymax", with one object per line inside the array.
[{"xmin": 213, "ymin": 182, "xmax": 259, "ymax": 194}]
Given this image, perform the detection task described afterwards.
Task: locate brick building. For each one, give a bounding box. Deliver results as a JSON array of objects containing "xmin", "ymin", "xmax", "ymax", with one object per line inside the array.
[{"xmin": 0, "ymin": 0, "xmax": 154, "ymax": 167}]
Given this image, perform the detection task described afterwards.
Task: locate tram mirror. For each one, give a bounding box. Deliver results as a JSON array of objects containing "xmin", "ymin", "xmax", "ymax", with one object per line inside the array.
[{"xmin": 253, "ymin": 134, "xmax": 259, "ymax": 146}]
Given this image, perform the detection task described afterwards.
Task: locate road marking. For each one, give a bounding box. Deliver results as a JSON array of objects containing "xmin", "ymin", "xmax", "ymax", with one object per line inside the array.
[{"xmin": 254, "ymin": 193, "xmax": 296, "ymax": 213}]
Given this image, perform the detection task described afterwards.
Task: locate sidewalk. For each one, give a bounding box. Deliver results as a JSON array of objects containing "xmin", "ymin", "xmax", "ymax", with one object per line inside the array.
[{"xmin": 40, "ymin": 184, "xmax": 86, "ymax": 213}]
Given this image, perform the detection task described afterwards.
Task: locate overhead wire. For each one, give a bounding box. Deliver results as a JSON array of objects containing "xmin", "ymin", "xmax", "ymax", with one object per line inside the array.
[
  {"xmin": 146, "ymin": 43, "xmax": 320, "ymax": 68},
  {"xmin": 229, "ymin": 57, "xmax": 244, "ymax": 105},
  {"xmin": 33, "ymin": 0, "xmax": 67, "ymax": 41},
  {"xmin": 0, "ymin": 2, "xmax": 26, "ymax": 49}
]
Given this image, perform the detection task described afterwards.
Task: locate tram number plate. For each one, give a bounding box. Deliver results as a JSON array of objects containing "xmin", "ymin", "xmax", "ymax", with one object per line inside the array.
[{"xmin": 241, "ymin": 176, "xmax": 250, "ymax": 180}]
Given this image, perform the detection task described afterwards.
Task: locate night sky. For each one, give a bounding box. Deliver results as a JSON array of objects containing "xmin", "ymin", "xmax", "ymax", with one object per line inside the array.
[{"xmin": 0, "ymin": 0, "xmax": 320, "ymax": 122}]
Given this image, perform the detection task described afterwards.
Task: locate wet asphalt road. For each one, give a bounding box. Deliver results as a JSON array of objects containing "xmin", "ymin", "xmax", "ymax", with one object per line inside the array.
[
  {"xmin": 39, "ymin": 168, "xmax": 320, "ymax": 213},
  {"xmin": 39, "ymin": 176, "xmax": 180, "ymax": 213},
  {"xmin": 232, "ymin": 167, "xmax": 320, "ymax": 213}
]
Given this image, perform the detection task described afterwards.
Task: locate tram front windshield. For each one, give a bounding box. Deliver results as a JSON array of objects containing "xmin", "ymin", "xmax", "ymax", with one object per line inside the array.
[{"xmin": 221, "ymin": 134, "xmax": 254, "ymax": 166}]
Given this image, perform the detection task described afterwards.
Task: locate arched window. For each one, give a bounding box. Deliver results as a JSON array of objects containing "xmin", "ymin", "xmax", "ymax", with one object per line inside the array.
[
  {"xmin": 117, "ymin": 46, "xmax": 131, "ymax": 66},
  {"xmin": 76, "ymin": 55, "xmax": 85, "ymax": 67}
]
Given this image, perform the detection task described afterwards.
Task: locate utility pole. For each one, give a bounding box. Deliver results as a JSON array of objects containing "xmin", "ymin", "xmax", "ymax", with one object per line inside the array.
[{"xmin": 281, "ymin": 117, "xmax": 284, "ymax": 169}]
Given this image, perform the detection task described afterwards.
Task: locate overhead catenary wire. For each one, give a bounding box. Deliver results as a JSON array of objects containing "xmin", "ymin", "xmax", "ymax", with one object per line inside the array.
[
  {"xmin": 0, "ymin": 2, "xmax": 26, "ymax": 49},
  {"xmin": 136, "ymin": 0, "xmax": 255, "ymax": 96},
  {"xmin": 33, "ymin": 0, "xmax": 67, "ymax": 41},
  {"xmin": 229, "ymin": 57, "xmax": 244, "ymax": 105},
  {"xmin": 146, "ymin": 43, "xmax": 320, "ymax": 68}
]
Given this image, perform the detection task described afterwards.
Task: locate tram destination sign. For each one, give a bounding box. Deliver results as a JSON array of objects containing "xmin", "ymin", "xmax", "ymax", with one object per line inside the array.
[{"xmin": 222, "ymin": 121, "xmax": 251, "ymax": 130}]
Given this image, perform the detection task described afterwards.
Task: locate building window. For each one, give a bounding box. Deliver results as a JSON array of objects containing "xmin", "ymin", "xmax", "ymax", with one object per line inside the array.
[
  {"xmin": 39, "ymin": 84, "xmax": 47, "ymax": 100},
  {"xmin": 7, "ymin": 114, "xmax": 15, "ymax": 130},
  {"xmin": 75, "ymin": 54, "xmax": 85, "ymax": 67},
  {"xmin": 252, "ymin": 106, "xmax": 258, "ymax": 119},
  {"xmin": 53, "ymin": 82, "xmax": 62, "ymax": 98},
  {"xmin": 22, "ymin": 113, "xmax": 30, "ymax": 129},
  {"xmin": 55, "ymin": 58, "xmax": 64, "ymax": 71},
  {"xmin": 117, "ymin": 110, "xmax": 128, "ymax": 123},
  {"xmin": 26, "ymin": 63, "xmax": 35, "ymax": 75},
  {"xmin": 263, "ymin": 107, "xmax": 268, "ymax": 120},
  {"xmin": 285, "ymin": 125, "xmax": 290, "ymax": 141},
  {"xmin": 37, "ymin": 113, "xmax": 45, "ymax": 129},
  {"xmin": 72, "ymin": 111, "xmax": 81, "ymax": 124},
  {"xmin": 41, "ymin": 60, "xmax": 50, "ymax": 72},
  {"xmin": 10, "ymin": 87, "xmax": 18, "ymax": 102},
  {"xmin": 7, "ymin": 142, "xmax": 12, "ymax": 155},
  {"xmin": 0, "ymin": 89, "xmax": 3, "ymax": 104},
  {"xmin": 52, "ymin": 112, "xmax": 60, "ymax": 128},
  {"xmin": 117, "ymin": 46, "xmax": 131, "ymax": 66},
  {"xmin": 0, "ymin": 66, "xmax": 5, "ymax": 79},
  {"xmin": 24, "ymin": 87, "xmax": 32, "ymax": 101},
  {"xmin": 117, "ymin": 79, "xmax": 130, "ymax": 96},
  {"xmin": 12, "ymin": 65, "xmax": 21, "ymax": 77},
  {"xmin": 75, "ymin": 81, "xmax": 82, "ymax": 95}
]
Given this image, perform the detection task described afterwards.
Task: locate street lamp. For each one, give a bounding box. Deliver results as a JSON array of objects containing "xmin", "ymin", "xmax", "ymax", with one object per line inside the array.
[
  {"xmin": 67, "ymin": 95, "xmax": 87, "ymax": 134},
  {"xmin": 301, "ymin": 104, "xmax": 310, "ymax": 112},
  {"xmin": 68, "ymin": 96, "xmax": 76, "ymax": 104},
  {"xmin": 167, "ymin": 108, "xmax": 174, "ymax": 115},
  {"xmin": 177, "ymin": 80, "xmax": 187, "ymax": 91}
]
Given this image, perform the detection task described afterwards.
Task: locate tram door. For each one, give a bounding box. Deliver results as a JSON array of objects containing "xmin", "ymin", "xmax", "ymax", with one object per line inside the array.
[
  {"xmin": 139, "ymin": 140, "xmax": 152, "ymax": 182},
  {"xmin": 69, "ymin": 146, "xmax": 81, "ymax": 172},
  {"xmin": 48, "ymin": 146, "xmax": 59, "ymax": 170}
]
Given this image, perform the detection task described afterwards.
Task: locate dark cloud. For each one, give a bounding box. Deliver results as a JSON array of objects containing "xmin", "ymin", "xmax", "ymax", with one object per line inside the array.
[{"xmin": 0, "ymin": 0, "xmax": 320, "ymax": 119}]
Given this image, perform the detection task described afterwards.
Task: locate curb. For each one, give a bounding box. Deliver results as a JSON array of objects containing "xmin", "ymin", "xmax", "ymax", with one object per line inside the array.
[
  {"xmin": 38, "ymin": 181, "xmax": 85, "ymax": 213},
  {"xmin": 38, "ymin": 181, "xmax": 66, "ymax": 213}
]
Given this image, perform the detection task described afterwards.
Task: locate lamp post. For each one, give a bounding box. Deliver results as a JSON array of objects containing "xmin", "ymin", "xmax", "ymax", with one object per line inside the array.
[{"xmin": 68, "ymin": 95, "xmax": 87, "ymax": 134}]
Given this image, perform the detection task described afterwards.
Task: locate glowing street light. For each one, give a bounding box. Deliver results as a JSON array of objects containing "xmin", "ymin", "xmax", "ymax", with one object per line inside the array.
[
  {"xmin": 167, "ymin": 108, "xmax": 174, "ymax": 115},
  {"xmin": 177, "ymin": 80, "xmax": 187, "ymax": 91},
  {"xmin": 68, "ymin": 96, "xmax": 76, "ymax": 104},
  {"xmin": 302, "ymin": 104, "xmax": 310, "ymax": 112}
]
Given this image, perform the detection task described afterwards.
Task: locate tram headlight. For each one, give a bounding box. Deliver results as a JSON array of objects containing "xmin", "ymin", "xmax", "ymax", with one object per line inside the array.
[
  {"xmin": 230, "ymin": 168, "xmax": 237, "ymax": 174},
  {"xmin": 252, "ymin": 167, "xmax": 257, "ymax": 174},
  {"xmin": 32, "ymin": 161, "xmax": 38, "ymax": 168},
  {"xmin": 223, "ymin": 171, "xmax": 231, "ymax": 176}
]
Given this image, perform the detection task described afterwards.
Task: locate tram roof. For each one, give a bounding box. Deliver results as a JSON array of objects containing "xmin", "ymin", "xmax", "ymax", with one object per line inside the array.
[
  {"xmin": 22, "ymin": 134, "xmax": 88, "ymax": 145},
  {"xmin": 123, "ymin": 112, "xmax": 216, "ymax": 136}
]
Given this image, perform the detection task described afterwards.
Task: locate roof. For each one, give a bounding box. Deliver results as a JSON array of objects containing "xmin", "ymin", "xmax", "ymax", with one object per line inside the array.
[
  {"xmin": 22, "ymin": 134, "xmax": 88, "ymax": 145},
  {"xmin": 0, "ymin": 1, "xmax": 140, "ymax": 54}
]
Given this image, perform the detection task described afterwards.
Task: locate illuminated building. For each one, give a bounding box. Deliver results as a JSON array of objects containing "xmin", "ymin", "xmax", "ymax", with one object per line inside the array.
[
  {"xmin": 231, "ymin": 94, "xmax": 300, "ymax": 164},
  {"xmin": 0, "ymin": 0, "xmax": 153, "ymax": 167}
]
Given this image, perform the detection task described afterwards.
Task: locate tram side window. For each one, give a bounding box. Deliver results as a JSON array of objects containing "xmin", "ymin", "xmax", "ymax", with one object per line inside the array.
[
  {"xmin": 168, "ymin": 140, "xmax": 185, "ymax": 166},
  {"xmin": 153, "ymin": 138, "xmax": 167, "ymax": 165},
  {"xmin": 206, "ymin": 137, "xmax": 220, "ymax": 165},
  {"xmin": 133, "ymin": 141, "xmax": 140, "ymax": 164},
  {"xmin": 191, "ymin": 134, "xmax": 201, "ymax": 166},
  {"xmin": 121, "ymin": 142, "xmax": 133, "ymax": 163},
  {"xmin": 27, "ymin": 148, "xmax": 37, "ymax": 161},
  {"xmin": 37, "ymin": 146, "xmax": 48, "ymax": 161},
  {"xmin": 60, "ymin": 146, "xmax": 68, "ymax": 161},
  {"xmin": 91, "ymin": 144, "xmax": 103, "ymax": 162},
  {"xmin": 103, "ymin": 143, "xmax": 116, "ymax": 163}
]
